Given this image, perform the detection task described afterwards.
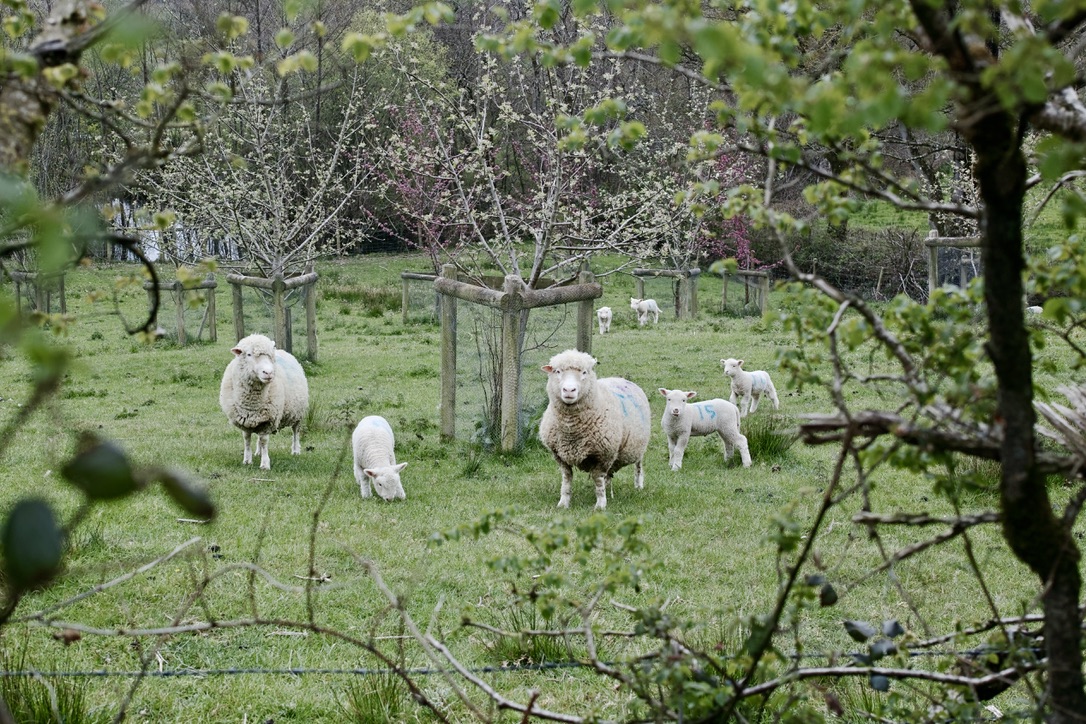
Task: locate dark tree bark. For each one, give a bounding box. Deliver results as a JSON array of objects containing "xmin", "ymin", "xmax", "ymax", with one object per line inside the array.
[{"xmin": 909, "ymin": 2, "xmax": 1086, "ymax": 719}]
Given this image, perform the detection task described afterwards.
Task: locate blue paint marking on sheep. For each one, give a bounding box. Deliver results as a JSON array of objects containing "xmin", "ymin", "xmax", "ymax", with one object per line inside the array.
[
  {"xmin": 366, "ymin": 416, "xmax": 392, "ymax": 433},
  {"xmin": 751, "ymin": 371, "xmax": 770, "ymax": 392},
  {"xmin": 695, "ymin": 403, "xmax": 717, "ymax": 421},
  {"xmin": 610, "ymin": 387, "xmax": 647, "ymax": 422}
]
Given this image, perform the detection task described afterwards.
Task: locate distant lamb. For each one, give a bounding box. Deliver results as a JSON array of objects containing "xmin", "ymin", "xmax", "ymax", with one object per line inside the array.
[
  {"xmin": 720, "ymin": 358, "xmax": 779, "ymax": 417},
  {"xmin": 658, "ymin": 388, "xmax": 750, "ymax": 471},
  {"xmin": 352, "ymin": 415, "xmax": 407, "ymax": 500},
  {"xmin": 629, "ymin": 297, "xmax": 660, "ymax": 326},
  {"xmin": 596, "ymin": 306, "xmax": 613, "ymax": 334},
  {"xmin": 219, "ymin": 334, "xmax": 309, "ymax": 470},
  {"xmin": 539, "ymin": 349, "xmax": 651, "ymax": 509},
  {"xmin": 1026, "ymin": 305, "xmax": 1043, "ymax": 314}
]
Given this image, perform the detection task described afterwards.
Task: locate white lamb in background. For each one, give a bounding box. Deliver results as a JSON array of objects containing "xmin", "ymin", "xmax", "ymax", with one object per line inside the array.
[
  {"xmin": 597, "ymin": 306, "xmax": 613, "ymax": 334},
  {"xmin": 629, "ymin": 297, "xmax": 661, "ymax": 326},
  {"xmin": 1026, "ymin": 305, "xmax": 1043, "ymax": 314},
  {"xmin": 720, "ymin": 357, "xmax": 780, "ymax": 417},
  {"xmin": 352, "ymin": 415, "xmax": 407, "ymax": 500},
  {"xmin": 219, "ymin": 333, "xmax": 309, "ymax": 470},
  {"xmin": 539, "ymin": 349, "xmax": 651, "ymax": 509},
  {"xmin": 658, "ymin": 388, "xmax": 751, "ymax": 471}
]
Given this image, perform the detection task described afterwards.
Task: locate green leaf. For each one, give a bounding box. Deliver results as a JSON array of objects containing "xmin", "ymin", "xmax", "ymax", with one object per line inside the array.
[
  {"xmin": 275, "ymin": 28, "xmax": 295, "ymax": 49},
  {"xmin": 882, "ymin": 619, "xmax": 905, "ymax": 638},
  {"xmin": 61, "ymin": 434, "xmax": 140, "ymax": 500},
  {"xmin": 155, "ymin": 469, "xmax": 216, "ymax": 519},
  {"xmin": 868, "ymin": 638, "xmax": 898, "ymax": 660},
  {"xmin": 819, "ymin": 582, "xmax": 838, "ymax": 607},
  {"xmin": 215, "ymin": 13, "xmax": 249, "ymax": 40},
  {"xmin": 869, "ymin": 674, "xmax": 890, "ymax": 692},
  {"xmin": 2, "ymin": 499, "xmax": 63, "ymax": 591},
  {"xmin": 843, "ymin": 619, "xmax": 877, "ymax": 642}
]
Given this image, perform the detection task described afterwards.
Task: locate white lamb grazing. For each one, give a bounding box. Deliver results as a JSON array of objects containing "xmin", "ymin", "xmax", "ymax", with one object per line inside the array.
[
  {"xmin": 597, "ymin": 306, "xmax": 613, "ymax": 334},
  {"xmin": 629, "ymin": 297, "xmax": 660, "ymax": 326},
  {"xmin": 658, "ymin": 388, "xmax": 751, "ymax": 471},
  {"xmin": 720, "ymin": 357, "xmax": 780, "ymax": 417},
  {"xmin": 539, "ymin": 349, "xmax": 651, "ymax": 509},
  {"xmin": 352, "ymin": 415, "xmax": 407, "ymax": 500},
  {"xmin": 219, "ymin": 334, "xmax": 309, "ymax": 470}
]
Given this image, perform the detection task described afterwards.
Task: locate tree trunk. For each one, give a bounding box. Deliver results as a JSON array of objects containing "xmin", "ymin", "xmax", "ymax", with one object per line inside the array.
[{"xmin": 969, "ymin": 109, "xmax": 1086, "ymax": 721}]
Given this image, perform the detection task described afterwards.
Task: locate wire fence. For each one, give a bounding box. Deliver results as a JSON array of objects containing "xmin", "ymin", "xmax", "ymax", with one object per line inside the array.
[{"xmin": 0, "ymin": 646, "xmax": 1020, "ymax": 679}]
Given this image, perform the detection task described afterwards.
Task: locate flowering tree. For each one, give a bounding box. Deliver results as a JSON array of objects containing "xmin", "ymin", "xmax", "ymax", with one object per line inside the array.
[{"xmin": 139, "ymin": 69, "xmax": 376, "ymax": 278}]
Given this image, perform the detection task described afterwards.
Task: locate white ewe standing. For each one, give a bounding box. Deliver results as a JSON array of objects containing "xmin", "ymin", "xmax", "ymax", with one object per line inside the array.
[
  {"xmin": 658, "ymin": 388, "xmax": 751, "ymax": 470},
  {"xmin": 539, "ymin": 349, "xmax": 651, "ymax": 509},
  {"xmin": 219, "ymin": 334, "xmax": 309, "ymax": 470},
  {"xmin": 597, "ymin": 306, "xmax": 613, "ymax": 334},
  {"xmin": 352, "ymin": 415, "xmax": 408, "ymax": 500},
  {"xmin": 629, "ymin": 297, "xmax": 660, "ymax": 326},
  {"xmin": 720, "ymin": 357, "xmax": 779, "ymax": 417}
]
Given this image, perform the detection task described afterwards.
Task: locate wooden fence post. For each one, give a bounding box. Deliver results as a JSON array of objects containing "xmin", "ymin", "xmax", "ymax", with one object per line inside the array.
[
  {"xmin": 689, "ymin": 269, "xmax": 699, "ymax": 317},
  {"xmin": 500, "ymin": 275, "xmax": 525, "ymax": 452},
  {"xmin": 401, "ymin": 274, "xmax": 410, "ymax": 324},
  {"xmin": 207, "ymin": 275, "xmax": 217, "ymax": 342},
  {"xmin": 440, "ymin": 264, "xmax": 457, "ymax": 442},
  {"xmin": 635, "ymin": 276, "xmax": 645, "ymax": 300},
  {"xmin": 272, "ymin": 275, "xmax": 287, "ymax": 352},
  {"xmin": 306, "ymin": 280, "xmax": 318, "ymax": 361},
  {"xmin": 577, "ymin": 267, "xmax": 594, "ymax": 354},
  {"xmin": 173, "ymin": 280, "xmax": 186, "ymax": 345},
  {"xmin": 232, "ymin": 281, "xmax": 245, "ymax": 342},
  {"xmin": 759, "ymin": 274, "xmax": 770, "ymax": 315}
]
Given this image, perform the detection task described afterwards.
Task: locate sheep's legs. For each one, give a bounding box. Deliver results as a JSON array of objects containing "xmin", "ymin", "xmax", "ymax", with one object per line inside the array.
[
  {"xmin": 737, "ymin": 434, "xmax": 751, "ymax": 467},
  {"xmin": 355, "ymin": 465, "xmax": 372, "ymax": 498},
  {"xmin": 594, "ymin": 473, "xmax": 608, "ymax": 510},
  {"xmin": 669, "ymin": 434, "xmax": 690, "ymax": 471},
  {"xmin": 633, "ymin": 459, "xmax": 644, "ymax": 489},
  {"xmin": 749, "ymin": 393, "xmax": 760, "ymax": 415},
  {"xmin": 557, "ymin": 463, "xmax": 574, "ymax": 508},
  {"xmin": 242, "ymin": 431, "xmax": 253, "ymax": 465},
  {"xmin": 291, "ymin": 425, "xmax": 302, "ymax": 455},
  {"xmin": 258, "ymin": 434, "xmax": 271, "ymax": 470}
]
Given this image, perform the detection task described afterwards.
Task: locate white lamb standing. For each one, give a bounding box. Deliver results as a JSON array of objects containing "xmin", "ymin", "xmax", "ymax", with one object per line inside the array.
[
  {"xmin": 352, "ymin": 415, "xmax": 408, "ymax": 500},
  {"xmin": 629, "ymin": 297, "xmax": 661, "ymax": 326},
  {"xmin": 720, "ymin": 357, "xmax": 780, "ymax": 417},
  {"xmin": 596, "ymin": 306, "xmax": 613, "ymax": 334},
  {"xmin": 219, "ymin": 333, "xmax": 309, "ymax": 470},
  {"xmin": 539, "ymin": 349, "xmax": 651, "ymax": 509},
  {"xmin": 658, "ymin": 388, "xmax": 751, "ymax": 471}
]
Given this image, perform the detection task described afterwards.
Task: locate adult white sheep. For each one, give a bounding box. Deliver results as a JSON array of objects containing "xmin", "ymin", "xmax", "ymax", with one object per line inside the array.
[
  {"xmin": 629, "ymin": 297, "xmax": 660, "ymax": 326},
  {"xmin": 720, "ymin": 357, "xmax": 779, "ymax": 417},
  {"xmin": 596, "ymin": 306, "xmax": 613, "ymax": 334},
  {"xmin": 352, "ymin": 415, "xmax": 407, "ymax": 500},
  {"xmin": 219, "ymin": 333, "xmax": 309, "ymax": 470},
  {"xmin": 658, "ymin": 388, "xmax": 751, "ymax": 471},
  {"xmin": 539, "ymin": 349, "xmax": 651, "ymax": 509}
]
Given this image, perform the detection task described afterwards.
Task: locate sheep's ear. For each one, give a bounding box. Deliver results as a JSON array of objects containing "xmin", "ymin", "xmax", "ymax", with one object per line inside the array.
[
  {"xmin": 363, "ymin": 468, "xmax": 377, "ymax": 479},
  {"xmin": 231, "ymin": 347, "xmax": 243, "ymax": 356},
  {"xmin": 737, "ymin": 359, "xmax": 745, "ymax": 367},
  {"xmin": 719, "ymin": 359, "xmax": 726, "ymax": 366},
  {"xmin": 393, "ymin": 462, "xmax": 408, "ymax": 473},
  {"xmin": 541, "ymin": 364, "xmax": 555, "ymax": 374},
  {"xmin": 686, "ymin": 391, "xmax": 697, "ymax": 400},
  {"xmin": 658, "ymin": 388, "xmax": 669, "ymax": 396}
]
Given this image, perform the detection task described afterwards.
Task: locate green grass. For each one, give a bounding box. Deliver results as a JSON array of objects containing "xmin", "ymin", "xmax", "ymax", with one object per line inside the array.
[{"xmin": 0, "ymin": 252, "xmax": 1080, "ymax": 721}]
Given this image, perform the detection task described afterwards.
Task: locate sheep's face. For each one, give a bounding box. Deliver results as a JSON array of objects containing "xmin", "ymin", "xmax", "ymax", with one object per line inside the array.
[
  {"xmin": 721, "ymin": 358, "xmax": 744, "ymax": 378},
  {"xmin": 597, "ymin": 307, "xmax": 611, "ymax": 320},
  {"xmin": 659, "ymin": 388, "xmax": 697, "ymax": 417},
  {"xmin": 233, "ymin": 345, "xmax": 276, "ymax": 384},
  {"xmin": 365, "ymin": 462, "xmax": 407, "ymax": 501},
  {"xmin": 629, "ymin": 298, "xmax": 641, "ymax": 310},
  {"xmin": 543, "ymin": 363, "xmax": 593, "ymax": 404}
]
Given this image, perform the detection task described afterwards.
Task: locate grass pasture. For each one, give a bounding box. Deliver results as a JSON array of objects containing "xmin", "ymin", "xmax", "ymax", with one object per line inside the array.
[{"xmin": 0, "ymin": 253, "xmax": 1079, "ymax": 722}]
